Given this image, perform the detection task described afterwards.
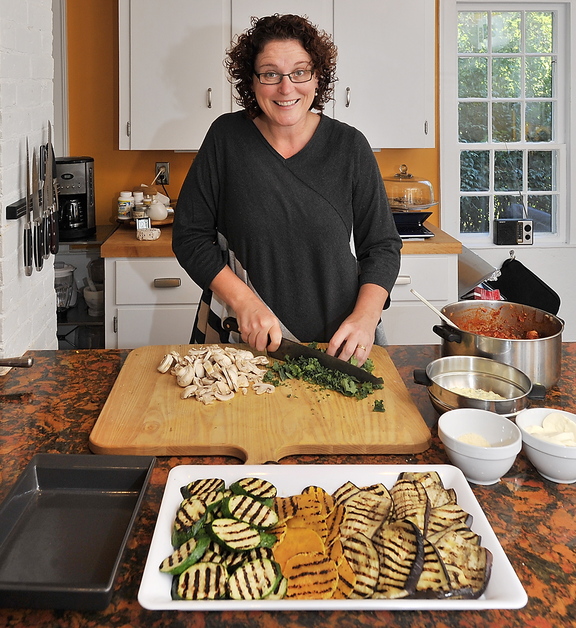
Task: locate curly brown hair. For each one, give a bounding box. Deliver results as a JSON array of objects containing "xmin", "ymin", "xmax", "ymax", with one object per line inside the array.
[{"xmin": 225, "ymin": 14, "xmax": 338, "ymax": 119}]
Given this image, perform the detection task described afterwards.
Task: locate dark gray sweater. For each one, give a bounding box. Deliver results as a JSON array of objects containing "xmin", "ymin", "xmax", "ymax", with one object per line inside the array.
[{"xmin": 173, "ymin": 111, "xmax": 402, "ymax": 342}]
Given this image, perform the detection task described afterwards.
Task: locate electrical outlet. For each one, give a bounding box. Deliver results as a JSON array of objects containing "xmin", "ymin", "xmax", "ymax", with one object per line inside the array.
[{"xmin": 155, "ymin": 162, "xmax": 170, "ymax": 185}]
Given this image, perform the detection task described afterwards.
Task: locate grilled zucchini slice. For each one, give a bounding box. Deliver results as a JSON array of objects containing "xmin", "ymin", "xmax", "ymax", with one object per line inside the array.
[
  {"xmin": 221, "ymin": 494, "xmax": 279, "ymax": 529},
  {"xmin": 171, "ymin": 497, "xmax": 209, "ymax": 547},
  {"xmin": 227, "ymin": 557, "xmax": 282, "ymax": 600},
  {"xmin": 207, "ymin": 518, "xmax": 275, "ymax": 553},
  {"xmin": 180, "ymin": 477, "xmax": 226, "ymax": 500},
  {"xmin": 176, "ymin": 562, "xmax": 228, "ymax": 600},
  {"xmin": 159, "ymin": 533, "xmax": 211, "ymax": 575},
  {"xmin": 229, "ymin": 477, "xmax": 277, "ymax": 505}
]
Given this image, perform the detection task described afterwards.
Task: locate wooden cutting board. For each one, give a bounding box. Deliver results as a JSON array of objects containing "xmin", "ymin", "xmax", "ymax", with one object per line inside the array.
[{"xmin": 89, "ymin": 344, "xmax": 430, "ymax": 464}]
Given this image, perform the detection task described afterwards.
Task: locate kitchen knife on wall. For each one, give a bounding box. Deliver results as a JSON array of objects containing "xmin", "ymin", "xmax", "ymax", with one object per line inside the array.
[
  {"xmin": 223, "ymin": 317, "xmax": 383, "ymax": 385},
  {"xmin": 23, "ymin": 139, "xmax": 33, "ymax": 276},
  {"xmin": 40, "ymin": 141, "xmax": 50, "ymax": 260},
  {"xmin": 31, "ymin": 148, "xmax": 43, "ymax": 271},
  {"xmin": 47, "ymin": 121, "xmax": 59, "ymax": 255}
]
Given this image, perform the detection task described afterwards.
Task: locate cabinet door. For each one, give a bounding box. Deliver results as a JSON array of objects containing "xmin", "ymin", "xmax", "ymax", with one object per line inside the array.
[
  {"xmin": 116, "ymin": 306, "xmax": 196, "ymax": 349},
  {"xmin": 333, "ymin": 0, "xmax": 435, "ymax": 148},
  {"xmin": 119, "ymin": 0, "xmax": 231, "ymax": 150}
]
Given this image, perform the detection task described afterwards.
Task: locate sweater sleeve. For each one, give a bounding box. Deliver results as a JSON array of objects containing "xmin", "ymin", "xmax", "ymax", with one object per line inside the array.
[{"xmin": 172, "ymin": 121, "xmax": 227, "ymax": 290}]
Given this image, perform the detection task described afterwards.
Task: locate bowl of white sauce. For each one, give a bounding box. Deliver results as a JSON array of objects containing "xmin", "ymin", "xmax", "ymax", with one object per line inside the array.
[{"xmin": 516, "ymin": 408, "xmax": 576, "ymax": 483}]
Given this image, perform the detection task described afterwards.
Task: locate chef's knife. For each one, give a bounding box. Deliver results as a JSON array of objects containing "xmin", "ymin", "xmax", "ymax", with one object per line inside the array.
[
  {"xmin": 23, "ymin": 139, "xmax": 33, "ymax": 276},
  {"xmin": 223, "ymin": 317, "xmax": 383, "ymax": 385},
  {"xmin": 31, "ymin": 148, "xmax": 43, "ymax": 271},
  {"xmin": 40, "ymin": 139, "xmax": 50, "ymax": 259},
  {"xmin": 47, "ymin": 121, "xmax": 59, "ymax": 254}
]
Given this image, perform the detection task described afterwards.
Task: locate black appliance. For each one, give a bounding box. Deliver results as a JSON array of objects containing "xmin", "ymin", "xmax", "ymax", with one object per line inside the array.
[{"xmin": 55, "ymin": 156, "xmax": 96, "ymax": 241}]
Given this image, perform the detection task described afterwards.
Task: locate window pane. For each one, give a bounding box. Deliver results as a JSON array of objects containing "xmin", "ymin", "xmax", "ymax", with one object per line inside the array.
[
  {"xmin": 459, "ymin": 12, "xmax": 488, "ymax": 53},
  {"xmin": 461, "ymin": 151, "xmax": 490, "ymax": 191},
  {"xmin": 526, "ymin": 12, "xmax": 553, "ymax": 53},
  {"xmin": 493, "ymin": 102, "xmax": 521, "ymax": 142},
  {"xmin": 459, "ymin": 57, "xmax": 488, "ymax": 97},
  {"xmin": 460, "ymin": 196, "xmax": 490, "ymax": 233},
  {"xmin": 459, "ymin": 102, "xmax": 488, "ymax": 142},
  {"xmin": 492, "ymin": 57, "xmax": 521, "ymax": 98},
  {"xmin": 495, "ymin": 151, "xmax": 522, "ymax": 191},
  {"xmin": 492, "ymin": 12, "xmax": 521, "ymax": 53},
  {"xmin": 494, "ymin": 194, "xmax": 524, "ymax": 219},
  {"xmin": 527, "ymin": 195, "xmax": 553, "ymax": 232},
  {"xmin": 526, "ymin": 57, "xmax": 552, "ymax": 98},
  {"xmin": 525, "ymin": 102, "xmax": 552, "ymax": 141},
  {"xmin": 528, "ymin": 151, "xmax": 554, "ymax": 191}
]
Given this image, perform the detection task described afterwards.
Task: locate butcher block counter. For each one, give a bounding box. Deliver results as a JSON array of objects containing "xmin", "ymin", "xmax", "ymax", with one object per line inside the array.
[
  {"xmin": 1, "ymin": 344, "xmax": 576, "ymax": 627},
  {"xmin": 100, "ymin": 223, "xmax": 462, "ymax": 258}
]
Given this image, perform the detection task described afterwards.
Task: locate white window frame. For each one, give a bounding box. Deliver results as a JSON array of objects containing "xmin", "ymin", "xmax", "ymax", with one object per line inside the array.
[{"xmin": 440, "ymin": 0, "xmax": 576, "ymax": 247}]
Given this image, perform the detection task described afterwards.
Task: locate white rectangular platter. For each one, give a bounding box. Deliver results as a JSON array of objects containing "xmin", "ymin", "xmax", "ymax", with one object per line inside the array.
[{"xmin": 138, "ymin": 464, "xmax": 528, "ymax": 611}]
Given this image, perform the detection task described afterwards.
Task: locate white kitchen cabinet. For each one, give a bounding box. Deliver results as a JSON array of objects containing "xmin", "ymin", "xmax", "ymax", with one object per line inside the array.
[
  {"xmin": 104, "ymin": 258, "xmax": 202, "ymax": 349},
  {"xmin": 382, "ymin": 254, "xmax": 459, "ymax": 345},
  {"xmin": 333, "ymin": 0, "xmax": 435, "ymax": 148},
  {"xmin": 119, "ymin": 0, "xmax": 231, "ymax": 150},
  {"xmin": 119, "ymin": 0, "xmax": 435, "ymax": 150}
]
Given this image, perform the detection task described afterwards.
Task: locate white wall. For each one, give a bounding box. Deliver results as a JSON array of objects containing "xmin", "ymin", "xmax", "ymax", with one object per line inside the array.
[{"xmin": 0, "ymin": 0, "xmax": 57, "ymax": 356}]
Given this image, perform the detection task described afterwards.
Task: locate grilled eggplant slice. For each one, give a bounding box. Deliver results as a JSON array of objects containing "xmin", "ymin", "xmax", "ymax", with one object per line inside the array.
[
  {"xmin": 372, "ymin": 519, "xmax": 424, "ymax": 599},
  {"xmin": 342, "ymin": 532, "xmax": 380, "ymax": 598},
  {"xmin": 427, "ymin": 521, "xmax": 481, "ymax": 547},
  {"xmin": 221, "ymin": 494, "xmax": 279, "ymax": 529},
  {"xmin": 176, "ymin": 561, "xmax": 228, "ymax": 600},
  {"xmin": 227, "ymin": 557, "xmax": 282, "ymax": 600},
  {"xmin": 340, "ymin": 488, "xmax": 394, "ymax": 539},
  {"xmin": 390, "ymin": 479, "xmax": 430, "ymax": 536},
  {"xmin": 414, "ymin": 539, "xmax": 452, "ymax": 597},
  {"xmin": 172, "ymin": 497, "xmax": 209, "ymax": 547},
  {"xmin": 434, "ymin": 529, "xmax": 493, "ymax": 598},
  {"xmin": 332, "ymin": 480, "xmax": 361, "ymax": 506},
  {"xmin": 398, "ymin": 471, "xmax": 455, "ymax": 509},
  {"xmin": 160, "ymin": 533, "xmax": 211, "ymax": 575}
]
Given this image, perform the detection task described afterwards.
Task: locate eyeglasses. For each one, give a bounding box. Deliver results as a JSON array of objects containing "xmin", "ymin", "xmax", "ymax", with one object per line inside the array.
[{"xmin": 254, "ymin": 69, "xmax": 314, "ymax": 85}]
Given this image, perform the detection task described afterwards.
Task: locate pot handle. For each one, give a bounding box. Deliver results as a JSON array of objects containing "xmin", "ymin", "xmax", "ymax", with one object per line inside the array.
[
  {"xmin": 432, "ymin": 324, "xmax": 462, "ymax": 344},
  {"xmin": 528, "ymin": 384, "xmax": 547, "ymax": 400},
  {"xmin": 413, "ymin": 369, "xmax": 432, "ymax": 386}
]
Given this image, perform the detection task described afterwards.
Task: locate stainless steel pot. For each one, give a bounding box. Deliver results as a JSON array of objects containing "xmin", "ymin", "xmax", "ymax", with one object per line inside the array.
[
  {"xmin": 414, "ymin": 355, "xmax": 545, "ymax": 416},
  {"xmin": 433, "ymin": 301, "xmax": 563, "ymax": 389}
]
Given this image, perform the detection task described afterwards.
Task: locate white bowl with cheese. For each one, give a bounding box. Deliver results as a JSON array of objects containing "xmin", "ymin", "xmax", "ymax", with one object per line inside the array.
[
  {"xmin": 515, "ymin": 408, "xmax": 576, "ymax": 483},
  {"xmin": 438, "ymin": 408, "xmax": 522, "ymax": 485}
]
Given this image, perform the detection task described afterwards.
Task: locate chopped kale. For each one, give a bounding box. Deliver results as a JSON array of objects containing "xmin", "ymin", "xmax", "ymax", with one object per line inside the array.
[{"xmin": 373, "ymin": 399, "xmax": 386, "ymax": 412}]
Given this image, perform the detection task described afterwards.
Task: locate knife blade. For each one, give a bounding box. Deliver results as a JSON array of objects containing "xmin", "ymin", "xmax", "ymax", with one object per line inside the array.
[
  {"xmin": 31, "ymin": 148, "xmax": 43, "ymax": 271},
  {"xmin": 47, "ymin": 121, "xmax": 59, "ymax": 255},
  {"xmin": 23, "ymin": 139, "xmax": 33, "ymax": 276},
  {"xmin": 222, "ymin": 317, "xmax": 383, "ymax": 386}
]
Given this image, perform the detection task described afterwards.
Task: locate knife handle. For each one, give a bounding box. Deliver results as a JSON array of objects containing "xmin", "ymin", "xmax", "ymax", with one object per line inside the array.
[
  {"xmin": 42, "ymin": 213, "xmax": 50, "ymax": 259},
  {"xmin": 23, "ymin": 223, "xmax": 33, "ymax": 276},
  {"xmin": 222, "ymin": 317, "xmax": 239, "ymax": 333},
  {"xmin": 49, "ymin": 210, "xmax": 59, "ymax": 255},
  {"xmin": 33, "ymin": 220, "xmax": 43, "ymax": 271}
]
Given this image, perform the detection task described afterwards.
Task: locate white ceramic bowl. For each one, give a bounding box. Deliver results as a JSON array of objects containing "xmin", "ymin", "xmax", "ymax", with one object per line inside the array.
[
  {"xmin": 438, "ymin": 408, "xmax": 522, "ymax": 485},
  {"xmin": 515, "ymin": 408, "xmax": 576, "ymax": 484}
]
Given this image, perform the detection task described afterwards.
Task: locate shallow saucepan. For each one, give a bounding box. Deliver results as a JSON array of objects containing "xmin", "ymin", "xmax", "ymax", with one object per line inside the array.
[
  {"xmin": 433, "ymin": 300, "xmax": 563, "ymax": 389},
  {"xmin": 414, "ymin": 355, "xmax": 546, "ymax": 416}
]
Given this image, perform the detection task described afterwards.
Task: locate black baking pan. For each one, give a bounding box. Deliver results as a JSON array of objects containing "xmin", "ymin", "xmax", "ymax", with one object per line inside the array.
[{"xmin": 0, "ymin": 453, "xmax": 155, "ymax": 611}]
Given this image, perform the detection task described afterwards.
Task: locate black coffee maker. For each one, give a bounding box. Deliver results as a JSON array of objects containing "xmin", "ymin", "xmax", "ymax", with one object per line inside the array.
[{"xmin": 55, "ymin": 157, "xmax": 96, "ymax": 241}]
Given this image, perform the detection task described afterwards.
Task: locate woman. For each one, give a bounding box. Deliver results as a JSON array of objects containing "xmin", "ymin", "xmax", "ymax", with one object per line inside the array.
[{"xmin": 173, "ymin": 14, "xmax": 402, "ymax": 366}]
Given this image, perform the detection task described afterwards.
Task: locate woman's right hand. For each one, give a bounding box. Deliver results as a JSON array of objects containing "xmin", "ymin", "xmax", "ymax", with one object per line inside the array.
[{"xmin": 210, "ymin": 266, "xmax": 282, "ymax": 353}]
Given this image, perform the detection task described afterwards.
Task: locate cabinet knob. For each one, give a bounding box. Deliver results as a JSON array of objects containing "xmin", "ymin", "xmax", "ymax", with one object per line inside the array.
[
  {"xmin": 345, "ymin": 87, "xmax": 351, "ymax": 108},
  {"xmin": 395, "ymin": 275, "xmax": 412, "ymax": 285},
  {"xmin": 207, "ymin": 88, "xmax": 212, "ymax": 109},
  {"xmin": 153, "ymin": 278, "xmax": 182, "ymax": 288}
]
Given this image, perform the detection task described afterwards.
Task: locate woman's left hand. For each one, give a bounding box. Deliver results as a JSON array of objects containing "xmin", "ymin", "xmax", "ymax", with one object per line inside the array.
[{"xmin": 326, "ymin": 283, "xmax": 389, "ymax": 366}]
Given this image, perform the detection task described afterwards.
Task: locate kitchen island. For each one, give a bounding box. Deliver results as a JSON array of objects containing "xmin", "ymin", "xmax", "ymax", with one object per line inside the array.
[{"xmin": 1, "ymin": 344, "xmax": 575, "ymax": 627}]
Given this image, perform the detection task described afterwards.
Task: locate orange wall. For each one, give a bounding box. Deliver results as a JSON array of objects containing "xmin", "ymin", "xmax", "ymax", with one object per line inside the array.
[{"xmin": 67, "ymin": 0, "xmax": 439, "ymax": 227}]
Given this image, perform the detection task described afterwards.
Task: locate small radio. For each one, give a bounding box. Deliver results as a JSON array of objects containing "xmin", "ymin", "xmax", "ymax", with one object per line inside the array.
[{"xmin": 493, "ymin": 219, "xmax": 533, "ymax": 246}]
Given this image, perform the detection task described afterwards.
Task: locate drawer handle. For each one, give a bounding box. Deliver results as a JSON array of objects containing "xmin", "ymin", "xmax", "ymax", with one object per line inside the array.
[
  {"xmin": 395, "ymin": 275, "xmax": 411, "ymax": 285},
  {"xmin": 153, "ymin": 278, "xmax": 181, "ymax": 288}
]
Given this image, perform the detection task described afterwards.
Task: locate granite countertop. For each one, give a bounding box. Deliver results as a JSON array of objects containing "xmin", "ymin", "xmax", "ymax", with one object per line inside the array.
[
  {"xmin": 1, "ymin": 344, "xmax": 575, "ymax": 627},
  {"xmin": 101, "ymin": 224, "xmax": 462, "ymax": 258}
]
